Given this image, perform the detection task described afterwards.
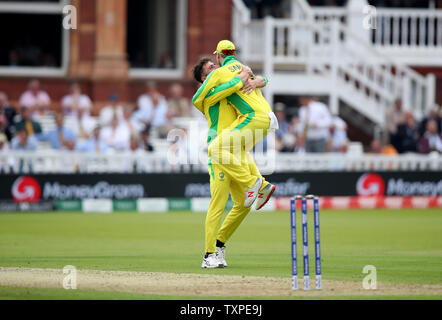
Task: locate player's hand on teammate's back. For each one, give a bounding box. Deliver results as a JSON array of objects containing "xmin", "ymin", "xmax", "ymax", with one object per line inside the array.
[
  {"xmin": 242, "ymin": 78, "xmax": 260, "ymax": 95},
  {"xmin": 237, "ymin": 68, "xmax": 251, "ymax": 92},
  {"xmin": 242, "ymin": 65, "xmax": 253, "ymax": 76}
]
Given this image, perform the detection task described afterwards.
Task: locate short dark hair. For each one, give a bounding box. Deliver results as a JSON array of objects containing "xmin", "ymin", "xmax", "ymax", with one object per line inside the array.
[
  {"xmin": 220, "ymin": 49, "xmax": 235, "ymax": 56},
  {"xmin": 192, "ymin": 57, "xmax": 212, "ymax": 83}
]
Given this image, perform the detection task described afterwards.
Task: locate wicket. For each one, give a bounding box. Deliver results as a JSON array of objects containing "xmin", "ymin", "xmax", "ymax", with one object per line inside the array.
[{"xmin": 290, "ymin": 195, "xmax": 322, "ymax": 291}]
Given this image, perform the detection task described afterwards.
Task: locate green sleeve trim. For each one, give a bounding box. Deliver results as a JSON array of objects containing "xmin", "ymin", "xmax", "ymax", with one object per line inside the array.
[
  {"xmin": 232, "ymin": 112, "xmax": 255, "ymax": 132},
  {"xmin": 193, "ymin": 60, "xmax": 242, "ymax": 110},
  {"xmin": 221, "ymin": 55, "xmax": 238, "ymax": 67},
  {"xmin": 227, "ymin": 92, "xmax": 256, "ymax": 131},
  {"xmin": 227, "ymin": 93, "xmax": 255, "ymax": 115},
  {"xmin": 207, "ymin": 103, "xmax": 220, "ymax": 145},
  {"xmin": 192, "ymin": 70, "xmax": 216, "ymax": 106},
  {"xmin": 257, "ymin": 75, "xmax": 269, "ymax": 86},
  {"xmin": 206, "ymin": 76, "xmax": 242, "ymax": 99},
  {"xmin": 207, "ymin": 103, "xmax": 220, "ymax": 180},
  {"xmin": 208, "ymin": 157, "xmax": 215, "ymax": 180}
]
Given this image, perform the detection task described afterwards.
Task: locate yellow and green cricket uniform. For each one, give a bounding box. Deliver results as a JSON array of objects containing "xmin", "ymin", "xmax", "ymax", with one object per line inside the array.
[
  {"xmin": 193, "ymin": 55, "xmax": 273, "ymax": 193},
  {"xmin": 199, "ymin": 75, "xmax": 269, "ymax": 254}
]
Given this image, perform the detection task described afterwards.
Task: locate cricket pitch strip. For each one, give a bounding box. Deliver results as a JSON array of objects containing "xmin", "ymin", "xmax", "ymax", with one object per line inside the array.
[{"xmin": 0, "ymin": 267, "xmax": 441, "ymax": 298}]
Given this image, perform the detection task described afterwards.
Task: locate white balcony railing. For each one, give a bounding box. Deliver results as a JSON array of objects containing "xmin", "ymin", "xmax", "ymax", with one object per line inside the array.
[
  {"xmin": 234, "ymin": 0, "xmax": 442, "ymax": 66},
  {"xmin": 237, "ymin": 16, "xmax": 434, "ymax": 122},
  {"xmin": 311, "ymin": 5, "xmax": 442, "ymax": 65},
  {"xmin": 231, "ymin": 0, "xmax": 436, "ymax": 125},
  {"xmin": 372, "ymin": 9, "xmax": 442, "ymax": 47}
]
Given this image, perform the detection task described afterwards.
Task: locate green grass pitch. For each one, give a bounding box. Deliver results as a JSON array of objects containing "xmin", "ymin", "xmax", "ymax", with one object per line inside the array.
[{"xmin": 0, "ymin": 209, "xmax": 441, "ymax": 299}]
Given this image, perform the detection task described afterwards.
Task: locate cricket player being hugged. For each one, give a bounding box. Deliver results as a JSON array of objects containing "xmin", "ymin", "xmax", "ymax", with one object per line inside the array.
[
  {"xmin": 193, "ymin": 40, "xmax": 279, "ymax": 207},
  {"xmin": 192, "ymin": 42, "xmax": 278, "ymax": 268}
]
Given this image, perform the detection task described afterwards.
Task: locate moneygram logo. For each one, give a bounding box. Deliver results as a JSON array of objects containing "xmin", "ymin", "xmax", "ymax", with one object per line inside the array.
[
  {"xmin": 12, "ymin": 176, "xmax": 41, "ymax": 203},
  {"xmin": 356, "ymin": 173, "xmax": 385, "ymax": 196}
]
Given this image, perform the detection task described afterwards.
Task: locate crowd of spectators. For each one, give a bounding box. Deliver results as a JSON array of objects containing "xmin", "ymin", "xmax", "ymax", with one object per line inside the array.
[
  {"xmin": 274, "ymin": 97, "xmax": 349, "ymax": 154},
  {"xmin": 273, "ymin": 96, "xmax": 442, "ymax": 155},
  {"xmin": 1, "ymin": 80, "xmax": 442, "ymax": 159},
  {"xmin": 0, "ymin": 79, "xmax": 201, "ymax": 156},
  {"xmin": 382, "ymin": 99, "xmax": 442, "ymax": 155}
]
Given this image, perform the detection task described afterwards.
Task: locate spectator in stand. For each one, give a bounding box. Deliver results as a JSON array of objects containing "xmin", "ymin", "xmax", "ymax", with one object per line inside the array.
[
  {"xmin": 134, "ymin": 81, "xmax": 171, "ymax": 138},
  {"xmin": 11, "ymin": 128, "xmax": 38, "ymax": 151},
  {"xmin": 140, "ymin": 126, "xmax": 155, "ymax": 152},
  {"xmin": 0, "ymin": 92, "xmax": 17, "ymax": 140},
  {"xmin": 0, "ymin": 133, "xmax": 9, "ymax": 151},
  {"xmin": 71, "ymin": 107, "xmax": 97, "ymax": 141},
  {"xmin": 273, "ymin": 102, "xmax": 294, "ymax": 152},
  {"xmin": 126, "ymin": 133, "xmax": 148, "ymax": 172},
  {"xmin": 0, "ymin": 114, "xmax": 10, "ymax": 145},
  {"xmin": 168, "ymin": 128, "xmax": 191, "ymax": 170},
  {"xmin": 38, "ymin": 113, "xmax": 77, "ymax": 150},
  {"xmin": 11, "ymin": 106, "xmax": 42, "ymax": 137},
  {"xmin": 369, "ymin": 139, "xmax": 398, "ymax": 155},
  {"xmin": 129, "ymin": 133, "xmax": 144, "ymax": 153},
  {"xmin": 11, "ymin": 128, "xmax": 38, "ymax": 173},
  {"xmin": 65, "ymin": 140, "xmax": 76, "ymax": 151},
  {"xmin": 19, "ymin": 79, "xmax": 51, "ymax": 119},
  {"xmin": 395, "ymin": 111, "xmax": 418, "ymax": 153},
  {"xmin": 100, "ymin": 115, "xmax": 131, "ymax": 151},
  {"xmin": 274, "ymin": 102, "xmax": 290, "ymax": 135},
  {"xmin": 385, "ymin": 98, "xmax": 404, "ymax": 146},
  {"xmin": 0, "ymin": 132, "xmax": 14, "ymax": 172},
  {"xmin": 418, "ymin": 119, "xmax": 442, "ymax": 154},
  {"xmin": 121, "ymin": 104, "xmax": 141, "ymax": 135},
  {"xmin": 298, "ymin": 96, "xmax": 332, "ymax": 153},
  {"xmin": 99, "ymin": 93, "xmax": 124, "ymax": 127},
  {"xmin": 76, "ymin": 125, "xmax": 109, "ymax": 153},
  {"xmin": 61, "ymin": 82, "xmax": 93, "ymax": 117},
  {"xmin": 167, "ymin": 83, "xmax": 192, "ymax": 118},
  {"xmin": 291, "ymin": 116, "xmax": 306, "ymax": 153},
  {"xmin": 327, "ymin": 116, "xmax": 349, "ymax": 153},
  {"xmin": 418, "ymin": 106, "xmax": 442, "ymax": 138},
  {"xmin": 0, "ymin": 115, "xmax": 7, "ymax": 138}
]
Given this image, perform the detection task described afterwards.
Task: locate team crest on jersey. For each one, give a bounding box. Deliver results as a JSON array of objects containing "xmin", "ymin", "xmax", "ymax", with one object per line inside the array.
[{"xmin": 219, "ymin": 172, "xmax": 225, "ymax": 181}]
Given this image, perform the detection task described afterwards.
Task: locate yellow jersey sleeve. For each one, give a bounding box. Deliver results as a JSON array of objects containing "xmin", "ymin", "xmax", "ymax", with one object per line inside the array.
[
  {"xmin": 204, "ymin": 76, "xmax": 244, "ymax": 107},
  {"xmin": 192, "ymin": 63, "xmax": 243, "ymax": 112}
]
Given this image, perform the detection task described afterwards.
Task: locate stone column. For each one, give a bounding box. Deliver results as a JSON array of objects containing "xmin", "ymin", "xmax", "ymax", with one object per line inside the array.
[
  {"xmin": 92, "ymin": 0, "xmax": 129, "ymax": 80},
  {"xmin": 91, "ymin": 0, "xmax": 129, "ymax": 111},
  {"xmin": 68, "ymin": 0, "xmax": 96, "ymax": 79}
]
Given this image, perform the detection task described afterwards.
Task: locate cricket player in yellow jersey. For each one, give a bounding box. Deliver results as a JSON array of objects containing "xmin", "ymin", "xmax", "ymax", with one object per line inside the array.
[
  {"xmin": 192, "ymin": 57, "xmax": 276, "ymax": 268},
  {"xmin": 192, "ymin": 40, "xmax": 278, "ymax": 212},
  {"xmin": 193, "ymin": 40, "xmax": 279, "ymax": 209}
]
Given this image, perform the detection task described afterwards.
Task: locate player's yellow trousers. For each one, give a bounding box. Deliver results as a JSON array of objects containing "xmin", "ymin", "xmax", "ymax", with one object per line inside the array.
[
  {"xmin": 205, "ymin": 152, "xmax": 269, "ymax": 253},
  {"xmin": 207, "ymin": 112, "xmax": 271, "ymax": 192}
]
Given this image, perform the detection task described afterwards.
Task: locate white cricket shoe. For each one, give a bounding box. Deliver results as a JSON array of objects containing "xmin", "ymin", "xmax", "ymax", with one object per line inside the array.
[
  {"xmin": 201, "ymin": 253, "xmax": 224, "ymax": 269},
  {"xmin": 244, "ymin": 177, "xmax": 263, "ymax": 208},
  {"xmin": 255, "ymin": 184, "xmax": 276, "ymax": 211},
  {"xmin": 216, "ymin": 246, "xmax": 228, "ymax": 267}
]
